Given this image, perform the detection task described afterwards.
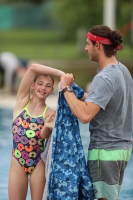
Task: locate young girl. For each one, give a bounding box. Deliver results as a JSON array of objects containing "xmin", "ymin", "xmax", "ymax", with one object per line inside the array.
[{"xmin": 8, "ymin": 63, "xmax": 64, "ymax": 200}]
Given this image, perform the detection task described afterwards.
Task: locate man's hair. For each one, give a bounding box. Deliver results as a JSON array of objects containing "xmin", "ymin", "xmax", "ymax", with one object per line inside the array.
[{"xmin": 89, "ymin": 25, "xmax": 123, "ymax": 57}]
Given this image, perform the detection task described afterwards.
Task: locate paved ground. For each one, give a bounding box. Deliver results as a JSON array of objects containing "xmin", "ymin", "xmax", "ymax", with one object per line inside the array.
[{"xmin": 0, "ymin": 92, "xmax": 58, "ymax": 110}]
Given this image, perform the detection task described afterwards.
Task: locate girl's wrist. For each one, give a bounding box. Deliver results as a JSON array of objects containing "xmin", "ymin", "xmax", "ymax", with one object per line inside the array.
[{"xmin": 44, "ymin": 124, "xmax": 53, "ymax": 129}]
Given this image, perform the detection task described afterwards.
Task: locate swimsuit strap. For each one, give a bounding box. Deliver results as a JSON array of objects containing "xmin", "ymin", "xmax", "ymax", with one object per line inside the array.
[
  {"xmin": 24, "ymin": 102, "xmax": 30, "ymax": 112},
  {"xmin": 25, "ymin": 103, "xmax": 48, "ymax": 119},
  {"xmin": 43, "ymin": 105, "xmax": 48, "ymax": 121},
  {"xmin": 13, "ymin": 102, "xmax": 30, "ymax": 121}
]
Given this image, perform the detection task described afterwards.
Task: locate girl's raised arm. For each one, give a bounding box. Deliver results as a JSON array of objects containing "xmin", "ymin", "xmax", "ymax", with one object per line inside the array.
[{"xmin": 16, "ymin": 63, "xmax": 65, "ymax": 102}]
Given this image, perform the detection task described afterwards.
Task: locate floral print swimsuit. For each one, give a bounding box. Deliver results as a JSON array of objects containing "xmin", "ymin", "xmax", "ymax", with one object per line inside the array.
[{"xmin": 12, "ymin": 104, "xmax": 48, "ymax": 175}]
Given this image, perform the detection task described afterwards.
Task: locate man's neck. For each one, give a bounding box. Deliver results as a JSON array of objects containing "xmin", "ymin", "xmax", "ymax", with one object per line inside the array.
[{"xmin": 98, "ymin": 55, "xmax": 118, "ymax": 70}]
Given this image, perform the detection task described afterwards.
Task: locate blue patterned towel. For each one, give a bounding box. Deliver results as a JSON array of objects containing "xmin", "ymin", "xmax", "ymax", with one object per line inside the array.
[{"xmin": 42, "ymin": 83, "xmax": 94, "ymax": 200}]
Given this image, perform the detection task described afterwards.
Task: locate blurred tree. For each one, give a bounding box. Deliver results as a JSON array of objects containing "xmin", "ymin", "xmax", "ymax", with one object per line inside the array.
[
  {"xmin": 0, "ymin": 0, "xmax": 131, "ymax": 45},
  {"xmin": 52, "ymin": 0, "xmax": 103, "ymax": 41},
  {"xmin": 116, "ymin": 0, "xmax": 132, "ymax": 44},
  {"xmin": 0, "ymin": 0, "xmax": 47, "ymax": 4}
]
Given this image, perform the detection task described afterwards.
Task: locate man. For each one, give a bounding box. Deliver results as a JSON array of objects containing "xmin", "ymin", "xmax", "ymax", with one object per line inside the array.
[
  {"xmin": 0, "ymin": 51, "xmax": 28, "ymax": 94},
  {"xmin": 60, "ymin": 25, "xmax": 133, "ymax": 200}
]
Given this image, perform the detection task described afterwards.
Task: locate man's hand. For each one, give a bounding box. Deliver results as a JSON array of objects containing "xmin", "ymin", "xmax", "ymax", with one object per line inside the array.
[{"xmin": 60, "ymin": 73, "xmax": 75, "ymax": 89}]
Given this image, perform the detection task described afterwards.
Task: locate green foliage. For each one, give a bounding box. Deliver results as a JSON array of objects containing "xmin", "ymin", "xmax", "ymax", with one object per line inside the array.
[
  {"xmin": 0, "ymin": 0, "xmax": 132, "ymax": 89},
  {"xmin": 52, "ymin": 0, "xmax": 103, "ymax": 41},
  {"xmin": 0, "ymin": 30, "xmax": 81, "ymax": 59},
  {"xmin": 51, "ymin": 0, "xmax": 132, "ymax": 44},
  {"xmin": 0, "ymin": 0, "xmax": 132, "ymax": 44},
  {"xmin": 0, "ymin": 0, "xmax": 47, "ymax": 4},
  {"xmin": 0, "ymin": 29, "xmax": 132, "ymax": 60},
  {"xmin": 116, "ymin": 0, "xmax": 132, "ymax": 44},
  {"xmin": 0, "ymin": 30, "xmax": 59, "ymax": 44}
]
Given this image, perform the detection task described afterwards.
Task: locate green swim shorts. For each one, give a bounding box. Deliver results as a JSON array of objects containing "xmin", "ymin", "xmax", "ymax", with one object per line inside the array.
[{"xmin": 87, "ymin": 149, "xmax": 132, "ymax": 200}]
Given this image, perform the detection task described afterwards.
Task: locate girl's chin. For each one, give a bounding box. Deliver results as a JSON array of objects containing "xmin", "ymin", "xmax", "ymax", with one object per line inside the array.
[{"xmin": 38, "ymin": 94, "xmax": 46, "ymax": 99}]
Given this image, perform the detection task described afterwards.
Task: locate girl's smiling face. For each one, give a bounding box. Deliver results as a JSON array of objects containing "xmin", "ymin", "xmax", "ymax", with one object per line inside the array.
[{"xmin": 32, "ymin": 75, "xmax": 54, "ymax": 99}]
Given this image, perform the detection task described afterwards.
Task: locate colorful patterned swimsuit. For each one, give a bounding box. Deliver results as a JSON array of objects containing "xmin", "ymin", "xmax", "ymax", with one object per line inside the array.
[{"xmin": 12, "ymin": 104, "xmax": 48, "ymax": 175}]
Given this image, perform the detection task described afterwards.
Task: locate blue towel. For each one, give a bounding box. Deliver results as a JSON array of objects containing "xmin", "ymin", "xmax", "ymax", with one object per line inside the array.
[{"xmin": 45, "ymin": 83, "xmax": 94, "ymax": 200}]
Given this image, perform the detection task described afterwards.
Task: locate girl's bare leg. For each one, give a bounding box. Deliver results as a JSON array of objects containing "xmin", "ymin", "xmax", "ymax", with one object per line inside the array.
[
  {"xmin": 30, "ymin": 160, "xmax": 46, "ymax": 200},
  {"xmin": 8, "ymin": 157, "xmax": 28, "ymax": 200}
]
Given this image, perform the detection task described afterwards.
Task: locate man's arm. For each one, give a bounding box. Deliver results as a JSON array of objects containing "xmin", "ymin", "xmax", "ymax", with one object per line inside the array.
[
  {"xmin": 63, "ymin": 91, "xmax": 100, "ymax": 123},
  {"xmin": 60, "ymin": 73, "xmax": 100, "ymax": 123},
  {"xmin": 80, "ymin": 92, "xmax": 88, "ymax": 101}
]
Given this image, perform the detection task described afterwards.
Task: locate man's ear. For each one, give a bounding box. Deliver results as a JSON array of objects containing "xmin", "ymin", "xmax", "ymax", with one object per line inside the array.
[{"xmin": 95, "ymin": 41, "xmax": 100, "ymax": 49}]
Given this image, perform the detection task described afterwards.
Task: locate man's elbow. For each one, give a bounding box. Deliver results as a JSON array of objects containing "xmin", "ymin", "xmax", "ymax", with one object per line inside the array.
[{"xmin": 78, "ymin": 114, "xmax": 91, "ymax": 124}]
